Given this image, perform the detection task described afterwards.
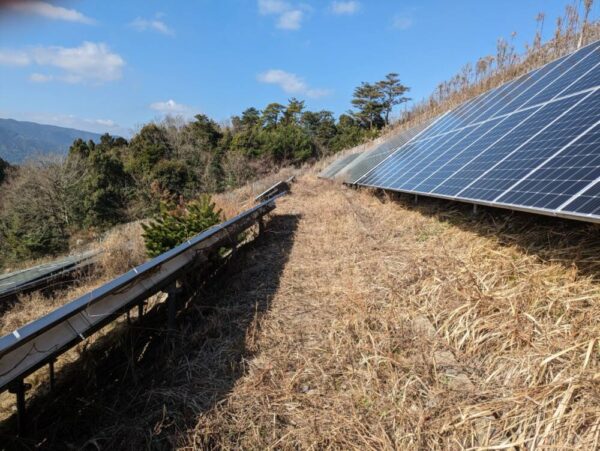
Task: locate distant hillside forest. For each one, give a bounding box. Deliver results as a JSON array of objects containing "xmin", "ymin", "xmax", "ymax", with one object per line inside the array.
[
  {"xmin": 0, "ymin": 73, "xmax": 409, "ymax": 267},
  {"xmin": 0, "ymin": 118, "xmax": 102, "ymax": 164}
]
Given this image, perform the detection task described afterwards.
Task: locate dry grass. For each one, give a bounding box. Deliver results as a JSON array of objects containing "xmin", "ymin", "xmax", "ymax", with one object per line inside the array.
[
  {"xmin": 183, "ymin": 176, "xmax": 599, "ymax": 449},
  {"xmin": 0, "ymin": 222, "xmax": 148, "ymax": 428},
  {"xmin": 95, "ymin": 221, "xmax": 147, "ymax": 279},
  {"xmin": 0, "ymin": 221, "xmax": 147, "ymax": 338},
  {"xmin": 1, "ymin": 175, "xmax": 599, "ymax": 449},
  {"xmin": 213, "ymin": 166, "xmax": 301, "ymax": 218}
]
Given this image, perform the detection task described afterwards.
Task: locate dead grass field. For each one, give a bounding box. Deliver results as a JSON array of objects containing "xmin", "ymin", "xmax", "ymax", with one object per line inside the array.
[
  {"xmin": 1, "ymin": 174, "xmax": 599, "ymax": 449},
  {"xmin": 183, "ymin": 176, "xmax": 600, "ymax": 450}
]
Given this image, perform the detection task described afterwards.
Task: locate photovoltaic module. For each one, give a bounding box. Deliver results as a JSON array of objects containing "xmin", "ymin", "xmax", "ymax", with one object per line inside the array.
[{"xmin": 347, "ymin": 40, "xmax": 600, "ymax": 223}]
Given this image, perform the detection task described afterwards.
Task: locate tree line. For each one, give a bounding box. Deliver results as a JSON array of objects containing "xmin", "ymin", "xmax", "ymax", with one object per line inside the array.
[{"xmin": 0, "ymin": 74, "xmax": 409, "ymax": 267}]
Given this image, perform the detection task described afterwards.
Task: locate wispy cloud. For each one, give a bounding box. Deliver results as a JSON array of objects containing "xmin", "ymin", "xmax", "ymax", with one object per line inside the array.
[
  {"xmin": 257, "ymin": 69, "xmax": 331, "ymax": 98},
  {"xmin": 258, "ymin": 0, "xmax": 306, "ymax": 30},
  {"xmin": 10, "ymin": 112, "xmax": 121, "ymax": 134},
  {"xmin": 129, "ymin": 14, "xmax": 174, "ymax": 36},
  {"xmin": 331, "ymin": 1, "xmax": 360, "ymax": 15},
  {"xmin": 0, "ymin": 42, "xmax": 125, "ymax": 84},
  {"xmin": 258, "ymin": 0, "xmax": 289, "ymax": 14},
  {"xmin": 392, "ymin": 15, "xmax": 413, "ymax": 30},
  {"xmin": 29, "ymin": 72, "xmax": 53, "ymax": 83},
  {"xmin": 150, "ymin": 99, "xmax": 192, "ymax": 114},
  {"xmin": 0, "ymin": 49, "xmax": 30, "ymax": 66},
  {"xmin": 89, "ymin": 118, "xmax": 118, "ymax": 128},
  {"xmin": 277, "ymin": 10, "xmax": 303, "ymax": 30},
  {"xmin": 7, "ymin": 1, "xmax": 95, "ymax": 24}
]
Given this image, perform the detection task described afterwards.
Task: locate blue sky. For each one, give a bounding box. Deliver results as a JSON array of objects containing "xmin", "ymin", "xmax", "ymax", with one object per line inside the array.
[{"xmin": 0, "ymin": 0, "xmax": 591, "ymax": 137}]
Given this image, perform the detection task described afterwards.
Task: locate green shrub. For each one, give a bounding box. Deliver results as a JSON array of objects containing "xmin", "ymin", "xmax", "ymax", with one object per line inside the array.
[{"xmin": 141, "ymin": 195, "xmax": 223, "ymax": 258}]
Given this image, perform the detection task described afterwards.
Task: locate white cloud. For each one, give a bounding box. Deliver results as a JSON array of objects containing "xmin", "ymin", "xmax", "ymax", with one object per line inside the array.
[
  {"xmin": 0, "ymin": 42, "xmax": 125, "ymax": 84},
  {"xmin": 87, "ymin": 118, "xmax": 118, "ymax": 128},
  {"xmin": 258, "ymin": 0, "xmax": 289, "ymax": 14},
  {"xmin": 129, "ymin": 16, "xmax": 174, "ymax": 36},
  {"xmin": 258, "ymin": 0, "xmax": 305, "ymax": 31},
  {"xmin": 277, "ymin": 10, "xmax": 303, "ymax": 30},
  {"xmin": 29, "ymin": 73, "xmax": 52, "ymax": 83},
  {"xmin": 8, "ymin": 1, "xmax": 94, "ymax": 24},
  {"xmin": 150, "ymin": 99, "xmax": 192, "ymax": 114},
  {"xmin": 257, "ymin": 69, "xmax": 331, "ymax": 98},
  {"xmin": 8, "ymin": 112, "xmax": 123, "ymax": 134},
  {"xmin": 331, "ymin": 1, "xmax": 360, "ymax": 15},
  {"xmin": 392, "ymin": 15, "xmax": 413, "ymax": 30}
]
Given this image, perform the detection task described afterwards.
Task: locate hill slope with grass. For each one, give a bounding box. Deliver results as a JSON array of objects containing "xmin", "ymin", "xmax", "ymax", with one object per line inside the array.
[{"xmin": 2, "ymin": 173, "xmax": 598, "ymax": 449}]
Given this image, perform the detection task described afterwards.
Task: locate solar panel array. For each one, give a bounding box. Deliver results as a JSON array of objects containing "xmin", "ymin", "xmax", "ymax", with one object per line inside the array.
[
  {"xmin": 319, "ymin": 119, "xmax": 433, "ymax": 183},
  {"xmin": 340, "ymin": 118, "xmax": 434, "ymax": 184},
  {"xmin": 319, "ymin": 152, "xmax": 360, "ymax": 179},
  {"xmin": 352, "ymin": 40, "xmax": 600, "ymax": 223}
]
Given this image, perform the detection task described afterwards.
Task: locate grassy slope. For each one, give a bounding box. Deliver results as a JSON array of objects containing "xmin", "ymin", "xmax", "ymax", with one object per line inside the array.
[
  {"xmin": 3, "ymin": 173, "xmax": 598, "ymax": 449},
  {"xmin": 182, "ymin": 176, "xmax": 600, "ymax": 449}
]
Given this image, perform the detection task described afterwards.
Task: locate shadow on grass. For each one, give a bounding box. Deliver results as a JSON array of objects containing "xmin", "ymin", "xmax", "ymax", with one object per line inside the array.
[
  {"xmin": 375, "ymin": 190, "xmax": 600, "ymax": 281},
  {"xmin": 0, "ymin": 213, "xmax": 300, "ymax": 450}
]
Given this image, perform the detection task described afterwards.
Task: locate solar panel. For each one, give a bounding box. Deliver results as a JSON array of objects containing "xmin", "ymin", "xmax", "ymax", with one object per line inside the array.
[
  {"xmin": 354, "ymin": 40, "xmax": 600, "ymax": 223},
  {"xmin": 338, "ymin": 118, "xmax": 434, "ymax": 184},
  {"xmin": 319, "ymin": 152, "xmax": 360, "ymax": 179},
  {"xmin": 562, "ymin": 180, "xmax": 600, "ymax": 215}
]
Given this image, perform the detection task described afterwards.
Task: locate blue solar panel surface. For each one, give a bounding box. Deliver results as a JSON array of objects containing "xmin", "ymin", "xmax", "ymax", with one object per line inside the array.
[{"xmin": 354, "ymin": 39, "xmax": 600, "ymax": 223}]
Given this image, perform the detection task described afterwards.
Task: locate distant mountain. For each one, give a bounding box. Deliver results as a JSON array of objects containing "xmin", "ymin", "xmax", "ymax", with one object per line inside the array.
[{"xmin": 0, "ymin": 118, "xmax": 103, "ymax": 164}]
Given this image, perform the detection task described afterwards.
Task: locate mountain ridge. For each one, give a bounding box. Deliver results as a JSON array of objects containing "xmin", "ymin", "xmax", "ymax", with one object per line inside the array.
[{"xmin": 0, "ymin": 118, "xmax": 103, "ymax": 164}]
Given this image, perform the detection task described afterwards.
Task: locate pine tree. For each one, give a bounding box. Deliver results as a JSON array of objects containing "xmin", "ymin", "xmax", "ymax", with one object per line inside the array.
[
  {"xmin": 376, "ymin": 73, "xmax": 410, "ymax": 125},
  {"xmin": 141, "ymin": 195, "xmax": 223, "ymax": 257}
]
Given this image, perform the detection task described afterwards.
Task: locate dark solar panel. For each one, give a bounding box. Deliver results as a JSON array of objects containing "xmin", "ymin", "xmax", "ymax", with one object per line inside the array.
[
  {"xmin": 341, "ymin": 119, "xmax": 434, "ymax": 183},
  {"xmin": 562, "ymin": 181, "xmax": 600, "ymax": 215},
  {"xmin": 458, "ymin": 92, "xmax": 591, "ymax": 201},
  {"xmin": 522, "ymin": 41, "xmax": 600, "ymax": 107},
  {"xmin": 353, "ymin": 40, "xmax": 600, "ymax": 223}
]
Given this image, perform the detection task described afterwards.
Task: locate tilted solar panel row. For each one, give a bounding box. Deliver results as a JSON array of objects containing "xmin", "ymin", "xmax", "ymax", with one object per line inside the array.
[
  {"xmin": 318, "ymin": 118, "xmax": 434, "ymax": 183},
  {"xmin": 318, "ymin": 152, "xmax": 360, "ymax": 179},
  {"xmin": 354, "ymin": 39, "xmax": 600, "ymax": 223},
  {"xmin": 340, "ymin": 118, "xmax": 434, "ymax": 184}
]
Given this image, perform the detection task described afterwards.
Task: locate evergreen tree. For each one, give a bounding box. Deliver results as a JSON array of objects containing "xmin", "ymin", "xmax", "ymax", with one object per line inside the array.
[
  {"xmin": 351, "ymin": 82, "xmax": 386, "ymax": 129},
  {"xmin": 142, "ymin": 195, "xmax": 223, "ymax": 257},
  {"xmin": 377, "ymin": 73, "xmax": 410, "ymax": 125},
  {"xmin": 282, "ymin": 98, "xmax": 305, "ymax": 125},
  {"xmin": 188, "ymin": 114, "xmax": 223, "ymax": 148},
  {"xmin": 0, "ymin": 157, "xmax": 10, "ymax": 186},
  {"xmin": 262, "ymin": 103, "xmax": 285, "ymax": 128},
  {"xmin": 126, "ymin": 124, "xmax": 173, "ymax": 175},
  {"xmin": 301, "ymin": 110, "xmax": 337, "ymax": 151}
]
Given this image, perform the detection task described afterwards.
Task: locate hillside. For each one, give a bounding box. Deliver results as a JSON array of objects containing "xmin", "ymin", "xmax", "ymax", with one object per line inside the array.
[
  {"xmin": 0, "ymin": 118, "xmax": 102, "ymax": 164},
  {"xmin": 1, "ymin": 174, "xmax": 597, "ymax": 448},
  {"xmin": 1, "ymin": 2, "xmax": 600, "ymax": 447}
]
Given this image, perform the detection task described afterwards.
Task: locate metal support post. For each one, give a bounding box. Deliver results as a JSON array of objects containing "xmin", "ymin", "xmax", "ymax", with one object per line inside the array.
[
  {"xmin": 9, "ymin": 379, "xmax": 29, "ymax": 436},
  {"xmin": 258, "ymin": 218, "xmax": 265, "ymax": 235},
  {"xmin": 167, "ymin": 283, "xmax": 177, "ymax": 332},
  {"xmin": 49, "ymin": 360, "xmax": 55, "ymax": 390}
]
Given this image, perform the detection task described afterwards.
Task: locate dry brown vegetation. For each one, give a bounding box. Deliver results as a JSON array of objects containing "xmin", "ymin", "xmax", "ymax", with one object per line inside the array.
[
  {"xmin": 182, "ymin": 176, "xmax": 600, "ymax": 449},
  {"xmin": 0, "ymin": 222, "xmax": 146, "ymax": 339},
  {"xmin": 2, "ymin": 175, "xmax": 598, "ymax": 449}
]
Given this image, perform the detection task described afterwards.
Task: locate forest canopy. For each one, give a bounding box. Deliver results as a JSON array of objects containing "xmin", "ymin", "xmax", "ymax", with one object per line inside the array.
[{"xmin": 0, "ymin": 74, "xmax": 408, "ymax": 266}]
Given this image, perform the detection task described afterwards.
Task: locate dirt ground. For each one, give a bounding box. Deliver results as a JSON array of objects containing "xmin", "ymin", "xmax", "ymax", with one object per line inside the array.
[{"xmin": 1, "ymin": 175, "xmax": 599, "ymax": 450}]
